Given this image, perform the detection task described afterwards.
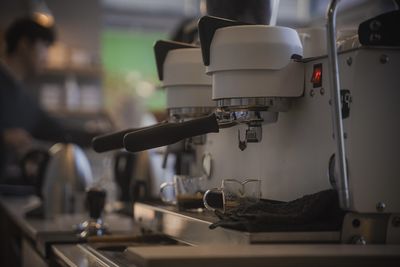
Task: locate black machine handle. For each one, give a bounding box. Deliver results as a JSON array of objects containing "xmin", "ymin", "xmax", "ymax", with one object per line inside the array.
[
  {"xmin": 130, "ymin": 180, "xmax": 148, "ymax": 204},
  {"xmin": 198, "ymin": 16, "xmax": 249, "ymax": 66},
  {"xmin": 92, "ymin": 128, "xmax": 137, "ymax": 152},
  {"xmin": 114, "ymin": 151, "xmax": 136, "ymax": 202},
  {"xmin": 91, "ymin": 123, "xmax": 167, "ymax": 153},
  {"xmin": 124, "ymin": 113, "xmax": 219, "ymax": 153},
  {"xmin": 154, "ymin": 40, "xmax": 198, "ymax": 81}
]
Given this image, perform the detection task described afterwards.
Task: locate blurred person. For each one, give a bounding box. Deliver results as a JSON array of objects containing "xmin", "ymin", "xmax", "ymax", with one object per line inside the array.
[
  {"xmin": 0, "ymin": 16, "xmax": 66, "ymax": 183},
  {"xmin": 0, "ymin": 16, "xmax": 94, "ymax": 267}
]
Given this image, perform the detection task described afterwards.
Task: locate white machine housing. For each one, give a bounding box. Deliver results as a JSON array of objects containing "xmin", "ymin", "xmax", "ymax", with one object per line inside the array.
[
  {"xmin": 297, "ymin": 27, "xmax": 327, "ymax": 58},
  {"xmin": 201, "ymin": 46, "xmax": 400, "ymax": 214},
  {"xmin": 149, "ymin": 44, "xmax": 216, "ymax": 198},
  {"xmin": 163, "ymin": 48, "xmax": 214, "ymax": 109},
  {"xmin": 207, "ymin": 25, "xmax": 304, "ymax": 99}
]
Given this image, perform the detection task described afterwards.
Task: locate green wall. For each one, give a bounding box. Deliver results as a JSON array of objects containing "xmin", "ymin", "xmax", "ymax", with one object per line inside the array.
[{"xmin": 101, "ymin": 29, "xmax": 167, "ymax": 111}]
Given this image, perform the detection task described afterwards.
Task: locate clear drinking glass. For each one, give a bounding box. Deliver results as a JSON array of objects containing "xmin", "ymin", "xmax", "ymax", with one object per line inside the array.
[
  {"xmin": 203, "ymin": 179, "xmax": 261, "ymax": 213},
  {"xmin": 160, "ymin": 175, "xmax": 206, "ymax": 210}
]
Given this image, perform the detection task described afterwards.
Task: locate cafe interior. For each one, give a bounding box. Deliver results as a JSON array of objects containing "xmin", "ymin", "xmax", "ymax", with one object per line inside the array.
[{"xmin": 0, "ymin": 0, "xmax": 399, "ymax": 266}]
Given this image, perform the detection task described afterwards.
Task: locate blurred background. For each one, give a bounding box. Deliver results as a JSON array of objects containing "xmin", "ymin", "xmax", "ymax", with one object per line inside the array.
[
  {"xmin": 0, "ymin": 0, "xmax": 396, "ymax": 201},
  {"xmin": 2, "ymin": 0, "xmax": 392, "ymax": 131}
]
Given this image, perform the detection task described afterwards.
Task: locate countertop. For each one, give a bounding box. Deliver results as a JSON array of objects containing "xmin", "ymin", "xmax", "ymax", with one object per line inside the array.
[
  {"xmin": 0, "ymin": 194, "xmax": 138, "ymax": 258},
  {"xmin": 2, "ymin": 196, "xmax": 400, "ymax": 267},
  {"xmin": 51, "ymin": 241, "xmax": 400, "ymax": 267}
]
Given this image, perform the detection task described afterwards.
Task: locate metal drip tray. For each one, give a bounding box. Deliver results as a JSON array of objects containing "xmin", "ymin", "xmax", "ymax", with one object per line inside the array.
[
  {"xmin": 134, "ymin": 202, "xmax": 341, "ymax": 245},
  {"xmin": 88, "ymin": 234, "xmax": 188, "ymax": 251},
  {"xmin": 74, "ymin": 234, "xmax": 189, "ymax": 267}
]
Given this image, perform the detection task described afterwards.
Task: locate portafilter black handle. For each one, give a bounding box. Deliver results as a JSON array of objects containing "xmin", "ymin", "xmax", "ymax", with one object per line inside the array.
[
  {"xmin": 92, "ymin": 123, "xmax": 167, "ymax": 152},
  {"xmin": 123, "ymin": 113, "xmax": 219, "ymax": 153},
  {"xmin": 92, "ymin": 128, "xmax": 137, "ymax": 152}
]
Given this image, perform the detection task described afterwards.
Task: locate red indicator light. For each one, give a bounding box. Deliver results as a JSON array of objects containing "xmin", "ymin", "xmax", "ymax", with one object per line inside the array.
[
  {"xmin": 311, "ymin": 64, "xmax": 322, "ymax": 88},
  {"xmin": 312, "ymin": 68, "xmax": 322, "ymax": 83}
]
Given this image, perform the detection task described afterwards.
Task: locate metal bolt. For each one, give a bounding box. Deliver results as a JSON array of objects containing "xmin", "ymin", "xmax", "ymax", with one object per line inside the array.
[
  {"xmin": 369, "ymin": 20, "xmax": 381, "ymax": 31},
  {"xmin": 320, "ymin": 88, "xmax": 325, "ymax": 95},
  {"xmin": 310, "ymin": 89, "xmax": 315, "ymax": 97},
  {"xmin": 376, "ymin": 202, "xmax": 386, "ymax": 212},
  {"xmin": 392, "ymin": 216, "xmax": 400, "ymax": 228},
  {"xmin": 380, "ymin": 54, "xmax": 389, "ymax": 64},
  {"xmin": 346, "ymin": 57, "xmax": 353, "ymax": 66}
]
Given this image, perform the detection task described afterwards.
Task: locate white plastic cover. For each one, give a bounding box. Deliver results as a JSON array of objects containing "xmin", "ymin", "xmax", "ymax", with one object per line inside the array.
[
  {"xmin": 163, "ymin": 48, "xmax": 213, "ymax": 108},
  {"xmin": 207, "ymin": 25, "xmax": 303, "ymax": 73},
  {"xmin": 163, "ymin": 48, "xmax": 211, "ymax": 86}
]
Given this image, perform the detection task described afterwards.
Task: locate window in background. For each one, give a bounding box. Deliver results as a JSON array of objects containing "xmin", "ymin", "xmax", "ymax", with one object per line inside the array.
[
  {"xmin": 100, "ymin": 0, "xmax": 201, "ymax": 127},
  {"xmin": 102, "ymin": 29, "xmax": 167, "ymax": 111}
]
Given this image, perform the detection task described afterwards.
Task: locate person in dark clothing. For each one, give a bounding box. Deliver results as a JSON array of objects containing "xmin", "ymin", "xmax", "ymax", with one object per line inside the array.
[{"xmin": 0, "ymin": 17, "xmax": 66, "ymax": 182}]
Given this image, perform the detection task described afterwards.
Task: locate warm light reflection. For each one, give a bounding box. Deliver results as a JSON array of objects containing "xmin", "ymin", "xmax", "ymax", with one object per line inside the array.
[
  {"xmin": 136, "ymin": 81, "xmax": 155, "ymax": 98},
  {"xmin": 199, "ymin": 0, "xmax": 207, "ymax": 16},
  {"xmin": 33, "ymin": 12, "xmax": 55, "ymax": 27}
]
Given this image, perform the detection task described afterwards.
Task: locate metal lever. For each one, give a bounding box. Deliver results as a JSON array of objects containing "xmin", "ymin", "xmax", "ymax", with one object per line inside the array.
[{"xmin": 326, "ymin": 0, "xmax": 351, "ymax": 210}]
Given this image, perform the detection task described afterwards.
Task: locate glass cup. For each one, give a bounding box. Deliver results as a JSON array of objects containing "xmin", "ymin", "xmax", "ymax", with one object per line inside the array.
[
  {"xmin": 203, "ymin": 179, "xmax": 261, "ymax": 213},
  {"xmin": 160, "ymin": 175, "xmax": 206, "ymax": 210}
]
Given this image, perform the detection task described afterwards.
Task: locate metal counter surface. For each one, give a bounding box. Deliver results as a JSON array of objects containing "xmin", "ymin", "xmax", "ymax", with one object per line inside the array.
[
  {"xmin": 0, "ymin": 195, "xmax": 137, "ymax": 258},
  {"xmin": 51, "ymin": 242, "xmax": 400, "ymax": 267},
  {"xmin": 3, "ymin": 198, "xmax": 399, "ymax": 267},
  {"xmin": 133, "ymin": 202, "xmax": 341, "ymax": 244},
  {"xmin": 52, "ymin": 244, "xmax": 138, "ymax": 267},
  {"xmin": 50, "ymin": 201, "xmax": 400, "ymax": 267}
]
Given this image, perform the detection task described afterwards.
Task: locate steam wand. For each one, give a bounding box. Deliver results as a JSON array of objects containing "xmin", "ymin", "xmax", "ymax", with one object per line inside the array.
[{"xmin": 326, "ymin": 0, "xmax": 351, "ymax": 210}]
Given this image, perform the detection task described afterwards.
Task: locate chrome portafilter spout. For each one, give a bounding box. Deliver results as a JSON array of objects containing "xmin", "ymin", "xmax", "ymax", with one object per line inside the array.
[
  {"xmin": 216, "ymin": 97, "xmax": 290, "ymax": 150},
  {"xmin": 216, "ymin": 109, "xmax": 266, "ymax": 151},
  {"xmin": 76, "ymin": 188, "xmax": 108, "ymax": 239}
]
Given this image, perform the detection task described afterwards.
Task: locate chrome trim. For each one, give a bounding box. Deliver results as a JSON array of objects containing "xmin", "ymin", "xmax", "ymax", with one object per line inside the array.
[
  {"xmin": 216, "ymin": 97, "xmax": 291, "ymax": 112},
  {"xmin": 78, "ymin": 244, "xmax": 122, "ymax": 267},
  {"xmin": 168, "ymin": 107, "xmax": 215, "ymax": 121},
  {"xmin": 326, "ymin": 0, "xmax": 351, "ymax": 210}
]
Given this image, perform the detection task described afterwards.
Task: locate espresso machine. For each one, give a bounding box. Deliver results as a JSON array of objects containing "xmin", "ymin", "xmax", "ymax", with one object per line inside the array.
[
  {"xmin": 124, "ymin": 2, "xmax": 400, "ymax": 246},
  {"xmin": 154, "ymin": 40, "xmax": 215, "ymax": 178},
  {"xmin": 92, "ymin": 40, "xmax": 215, "ymax": 198},
  {"xmin": 50, "ymin": 1, "xmax": 400, "ymax": 266}
]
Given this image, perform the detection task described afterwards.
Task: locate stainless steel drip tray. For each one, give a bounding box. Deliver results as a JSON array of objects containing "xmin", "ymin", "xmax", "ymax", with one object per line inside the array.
[
  {"xmin": 75, "ymin": 234, "xmax": 189, "ymax": 267},
  {"xmin": 134, "ymin": 202, "xmax": 341, "ymax": 245}
]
